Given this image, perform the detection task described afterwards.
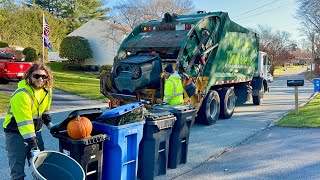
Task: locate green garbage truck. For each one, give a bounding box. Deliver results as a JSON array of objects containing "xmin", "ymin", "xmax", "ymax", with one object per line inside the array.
[{"xmin": 100, "ymin": 11, "xmax": 270, "ymax": 125}]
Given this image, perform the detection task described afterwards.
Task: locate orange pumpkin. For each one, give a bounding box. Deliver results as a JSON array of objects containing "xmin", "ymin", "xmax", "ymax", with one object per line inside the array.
[{"xmin": 67, "ymin": 115, "xmax": 92, "ymax": 140}]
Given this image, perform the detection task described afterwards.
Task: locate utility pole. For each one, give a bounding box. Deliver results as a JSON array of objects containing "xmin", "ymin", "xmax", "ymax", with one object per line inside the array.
[{"xmin": 311, "ymin": 33, "xmax": 315, "ymax": 79}]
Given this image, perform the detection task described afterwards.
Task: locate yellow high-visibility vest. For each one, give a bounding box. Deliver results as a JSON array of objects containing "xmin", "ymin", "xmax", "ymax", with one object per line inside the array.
[
  {"xmin": 163, "ymin": 73, "xmax": 183, "ymax": 105},
  {"xmin": 3, "ymin": 80, "xmax": 52, "ymax": 139}
]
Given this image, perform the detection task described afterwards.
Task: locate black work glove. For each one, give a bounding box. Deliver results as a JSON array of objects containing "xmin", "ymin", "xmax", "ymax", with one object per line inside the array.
[
  {"xmin": 24, "ymin": 137, "xmax": 39, "ymax": 166},
  {"xmin": 42, "ymin": 114, "xmax": 52, "ymax": 127}
]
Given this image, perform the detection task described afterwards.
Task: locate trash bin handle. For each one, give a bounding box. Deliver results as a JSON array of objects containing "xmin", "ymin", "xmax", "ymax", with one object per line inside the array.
[{"xmin": 122, "ymin": 160, "xmax": 135, "ymax": 166}]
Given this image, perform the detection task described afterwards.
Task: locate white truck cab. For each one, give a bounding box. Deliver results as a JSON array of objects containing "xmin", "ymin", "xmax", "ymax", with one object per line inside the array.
[{"xmin": 255, "ymin": 51, "xmax": 270, "ymax": 80}]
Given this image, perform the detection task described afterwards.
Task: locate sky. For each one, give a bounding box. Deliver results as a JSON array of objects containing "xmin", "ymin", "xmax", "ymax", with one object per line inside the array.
[
  {"xmin": 107, "ymin": 0, "xmax": 302, "ymax": 42},
  {"xmin": 193, "ymin": 0, "xmax": 302, "ymax": 41}
]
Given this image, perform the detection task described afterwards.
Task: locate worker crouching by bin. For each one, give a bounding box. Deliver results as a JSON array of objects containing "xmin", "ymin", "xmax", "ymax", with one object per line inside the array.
[
  {"xmin": 154, "ymin": 104, "xmax": 197, "ymax": 169},
  {"xmin": 93, "ymin": 102, "xmax": 145, "ymax": 180},
  {"xmin": 50, "ymin": 108, "xmax": 107, "ymax": 180},
  {"xmin": 138, "ymin": 110, "xmax": 176, "ymax": 180}
]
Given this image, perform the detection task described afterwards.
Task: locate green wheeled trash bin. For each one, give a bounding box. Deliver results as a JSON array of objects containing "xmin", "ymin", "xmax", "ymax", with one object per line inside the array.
[
  {"xmin": 50, "ymin": 108, "xmax": 107, "ymax": 180},
  {"xmin": 138, "ymin": 110, "xmax": 176, "ymax": 180},
  {"xmin": 154, "ymin": 105, "xmax": 197, "ymax": 169}
]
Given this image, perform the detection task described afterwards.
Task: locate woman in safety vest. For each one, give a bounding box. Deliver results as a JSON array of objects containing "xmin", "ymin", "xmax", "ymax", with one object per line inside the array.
[
  {"xmin": 3, "ymin": 62, "xmax": 54, "ymax": 180},
  {"xmin": 163, "ymin": 64, "xmax": 184, "ymax": 105}
]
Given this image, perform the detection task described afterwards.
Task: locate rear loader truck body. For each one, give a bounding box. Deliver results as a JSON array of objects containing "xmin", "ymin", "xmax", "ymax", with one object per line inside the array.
[{"xmin": 100, "ymin": 11, "xmax": 270, "ymax": 125}]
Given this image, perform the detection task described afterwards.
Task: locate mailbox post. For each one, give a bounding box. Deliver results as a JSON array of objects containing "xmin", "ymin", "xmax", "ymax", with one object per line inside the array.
[{"xmin": 287, "ymin": 79, "xmax": 304, "ymax": 114}]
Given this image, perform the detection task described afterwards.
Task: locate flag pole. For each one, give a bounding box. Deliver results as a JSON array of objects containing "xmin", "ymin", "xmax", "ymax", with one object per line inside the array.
[{"xmin": 42, "ymin": 13, "xmax": 45, "ymax": 64}]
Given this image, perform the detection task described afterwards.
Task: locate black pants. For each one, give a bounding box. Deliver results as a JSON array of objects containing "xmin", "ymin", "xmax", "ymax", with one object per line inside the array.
[{"xmin": 5, "ymin": 131, "xmax": 44, "ymax": 180}]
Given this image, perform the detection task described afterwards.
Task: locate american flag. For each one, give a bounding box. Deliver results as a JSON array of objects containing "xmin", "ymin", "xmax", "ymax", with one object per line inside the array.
[
  {"xmin": 43, "ymin": 35, "xmax": 53, "ymax": 51},
  {"xmin": 42, "ymin": 15, "xmax": 52, "ymax": 51},
  {"xmin": 43, "ymin": 18, "xmax": 50, "ymax": 36}
]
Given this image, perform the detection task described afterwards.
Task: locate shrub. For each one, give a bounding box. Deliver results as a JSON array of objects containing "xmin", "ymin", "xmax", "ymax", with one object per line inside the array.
[
  {"xmin": 25, "ymin": 49, "xmax": 38, "ymax": 62},
  {"xmin": 0, "ymin": 42, "xmax": 9, "ymax": 48},
  {"xmin": 60, "ymin": 36, "xmax": 92, "ymax": 65},
  {"xmin": 100, "ymin": 64, "xmax": 112, "ymax": 73},
  {"xmin": 22, "ymin": 47, "xmax": 36, "ymax": 55}
]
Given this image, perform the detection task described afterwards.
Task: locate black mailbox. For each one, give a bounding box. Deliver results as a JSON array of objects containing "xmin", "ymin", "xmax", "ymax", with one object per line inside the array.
[{"xmin": 287, "ymin": 79, "xmax": 304, "ymax": 87}]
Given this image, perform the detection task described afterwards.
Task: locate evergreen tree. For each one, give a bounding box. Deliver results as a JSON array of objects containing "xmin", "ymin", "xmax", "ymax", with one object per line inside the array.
[
  {"xmin": 35, "ymin": 0, "xmax": 110, "ymax": 32},
  {"xmin": 0, "ymin": 5, "xmax": 68, "ymax": 57}
]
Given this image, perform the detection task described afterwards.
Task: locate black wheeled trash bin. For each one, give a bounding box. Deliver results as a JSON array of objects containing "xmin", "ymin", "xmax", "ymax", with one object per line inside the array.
[
  {"xmin": 154, "ymin": 105, "xmax": 197, "ymax": 169},
  {"xmin": 50, "ymin": 108, "xmax": 107, "ymax": 180},
  {"xmin": 138, "ymin": 110, "xmax": 176, "ymax": 180}
]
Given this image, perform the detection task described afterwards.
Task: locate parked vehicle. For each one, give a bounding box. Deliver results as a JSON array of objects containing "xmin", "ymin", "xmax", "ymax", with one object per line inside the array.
[
  {"xmin": 100, "ymin": 11, "xmax": 271, "ymax": 125},
  {"xmin": 267, "ymin": 73, "xmax": 273, "ymax": 83},
  {"xmin": 0, "ymin": 49, "xmax": 33, "ymax": 84}
]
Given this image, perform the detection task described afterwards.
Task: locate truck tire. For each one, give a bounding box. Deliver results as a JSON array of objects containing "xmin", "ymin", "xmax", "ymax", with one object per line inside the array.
[
  {"xmin": 253, "ymin": 84, "xmax": 264, "ymax": 105},
  {"xmin": 219, "ymin": 87, "xmax": 235, "ymax": 119},
  {"xmin": 196, "ymin": 90, "xmax": 220, "ymax": 125},
  {"xmin": 234, "ymin": 83, "xmax": 249, "ymax": 105}
]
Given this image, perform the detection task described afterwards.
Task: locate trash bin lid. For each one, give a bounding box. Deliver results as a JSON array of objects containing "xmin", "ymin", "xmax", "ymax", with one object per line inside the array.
[
  {"xmin": 145, "ymin": 110, "xmax": 175, "ymax": 121},
  {"xmin": 145, "ymin": 110, "xmax": 176, "ymax": 129},
  {"xmin": 97, "ymin": 102, "xmax": 143, "ymax": 119},
  {"xmin": 50, "ymin": 108, "xmax": 103, "ymax": 134}
]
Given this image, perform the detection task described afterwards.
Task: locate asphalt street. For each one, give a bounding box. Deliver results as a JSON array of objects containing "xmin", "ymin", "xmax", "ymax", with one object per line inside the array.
[
  {"xmin": 175, "ymin": 127, "xmax": 320, "ymax": 180},
  {"xmin": 0, "ymin": 67, "xmax": 316, "ymax": 179}
]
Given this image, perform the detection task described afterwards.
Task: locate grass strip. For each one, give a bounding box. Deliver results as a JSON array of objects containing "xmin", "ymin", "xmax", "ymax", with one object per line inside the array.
[
  {"xmin": 0, "ymin": 92, "xmax": 10, "ymax": 116},
  {"xmin": 276, "ymin": 94, "xmax": 320, "ymax": 128}
]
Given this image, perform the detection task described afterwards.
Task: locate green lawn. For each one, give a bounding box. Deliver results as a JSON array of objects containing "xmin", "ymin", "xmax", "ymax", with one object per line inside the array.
[
  {"xmin": 273, "ymin": 65, "xmax": 302, "ymax": 77},
  {"xmin": 276, "ymin": 94, "xmax": 320, "ymax": 128},
  {"xmin": 0, "ymin": 92, "xmax": 10, "ymax": 116},
  {"xmin": 47, "ymin": 62, "xmax": 107, "ymax": 101}
]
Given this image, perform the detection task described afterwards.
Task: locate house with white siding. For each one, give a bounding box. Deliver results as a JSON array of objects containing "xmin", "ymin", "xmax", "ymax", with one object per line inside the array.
[{"xmin": 68, "ymin": 19, "xmax": 132, "ymax": 66}]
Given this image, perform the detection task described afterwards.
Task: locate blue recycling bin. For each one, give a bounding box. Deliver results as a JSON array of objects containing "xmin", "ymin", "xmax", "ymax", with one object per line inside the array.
[
  {"xmin": 93, "ymin": 121, "xmax": 144, "ymax": 180},
  {"xmin": 313, "ymin": 78, "xmax": 320, "ymax": 92},
  {"xmin": 92, "ymin": 102, "xmax": 145, "ymax": 180}
]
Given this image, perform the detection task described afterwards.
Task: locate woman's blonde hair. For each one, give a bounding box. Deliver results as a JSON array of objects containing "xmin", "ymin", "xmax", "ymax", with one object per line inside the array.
[{"xmin": 24, "ymin": 61, "xmax": 53, "ymax": 88}]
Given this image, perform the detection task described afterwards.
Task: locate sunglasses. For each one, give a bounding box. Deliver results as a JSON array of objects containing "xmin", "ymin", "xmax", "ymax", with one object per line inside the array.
[{"xmin": 33, "ymin": 74, "xmax": 48, "ymax": 80}]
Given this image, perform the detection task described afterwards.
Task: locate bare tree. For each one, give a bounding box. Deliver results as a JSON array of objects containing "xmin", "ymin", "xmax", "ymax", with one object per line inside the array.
[
  {"xmin": 297, "ymin": 0, "xmax": 320, "ymax": 33},
  {"xmin": 254, "ymin": 25, "xmax": 296, "ymax": 74},
  {"xmin": 111, "ymin": 0, "xmax": 195, "ymax": 28},
  {"xmin": 294, "ymin": 42, "xmax": 312, "ymax": 63},
  {"xmin": 298, "ymin": 20, "xmax": 320, "ymax": 58}
]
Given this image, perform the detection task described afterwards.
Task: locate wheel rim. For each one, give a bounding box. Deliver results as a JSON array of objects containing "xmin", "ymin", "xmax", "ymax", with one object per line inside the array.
[
  {"xmin": 260, "ymin": 85, "xmax": 264, "ymax": 98},
  {"xmin": 227, "ymin": 94, "xmax": 235, "ymax": 112},
  {"xmin": 210, "ymin": 99, "xmax": 218, "ymax": 119}
]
